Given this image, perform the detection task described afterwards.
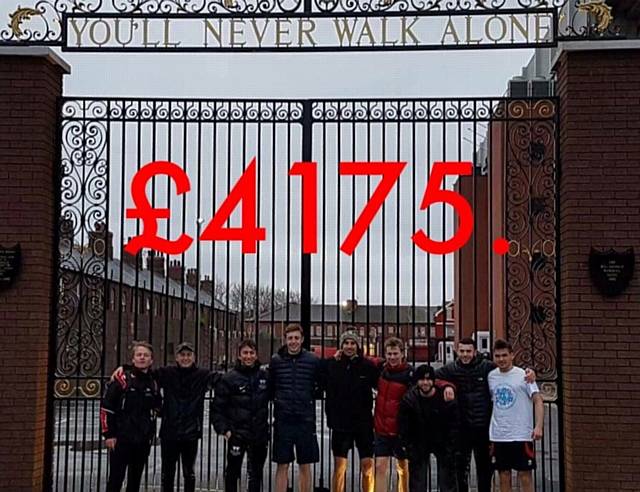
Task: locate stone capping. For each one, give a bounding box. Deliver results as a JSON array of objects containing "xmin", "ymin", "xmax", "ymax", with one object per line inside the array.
[
  {"xmin": 0, "ymin": 46, "xmax": 70, "ymax": 74},
  {"xmin": 551, "ymin": 39, "xmax": 640, "ymax": 70}
]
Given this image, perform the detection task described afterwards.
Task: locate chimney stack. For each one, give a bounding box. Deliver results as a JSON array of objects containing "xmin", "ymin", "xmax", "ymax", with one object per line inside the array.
[
  {"xmin": 147, "ymin": 250, "xmax": 166, "ymax": 277},
  {"xmin": 168, "ymin": 260, "xmax": 184, "ymax": 283},
  {"xmin": 201, "ymin": 275, "xmax": 213, "ymax": 295},
  {"xmin": 186, "ymin": 268, "xmax": 198, "ymax": 289}
]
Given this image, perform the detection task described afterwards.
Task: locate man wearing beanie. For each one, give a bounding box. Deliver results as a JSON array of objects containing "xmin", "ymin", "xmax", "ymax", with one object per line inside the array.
[
  {"xmin": 322, "ymin": 329, "xmax": 380, "ymax": 492},
  {"xmin": 398, "ymin": 364, "xmax": 460, "ymax": 492}
]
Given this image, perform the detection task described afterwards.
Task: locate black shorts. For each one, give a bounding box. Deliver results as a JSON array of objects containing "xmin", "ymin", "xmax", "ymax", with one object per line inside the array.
[
  {"xmin": 491, "ymin": 441, "xmax": 536, "ymax": 471},
  {"xmin": 272, "ymin": 421, "xmax": 319, "ymax": 465},
  {"xmin": 331, "ymin": 428, "xmax": 374, "ymax": 459},
  {"xmin": 373, "ymin": 434, "xmax": 407, "ymax": 460}
]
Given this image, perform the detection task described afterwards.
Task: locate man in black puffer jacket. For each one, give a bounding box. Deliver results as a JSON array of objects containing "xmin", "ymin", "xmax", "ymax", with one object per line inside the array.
[
  {"xmin": 113, "ymin": 342, "xmax": 219, "ymax": 492},
  {"xmin": 436, "ymin": 337, "xmax": 534, "ymax": 492},
  {"xmin": 270, "ymin": 324, "xmax": 322, "ymax": 492},
  {"xmin": 211, "ymin": 339, "xmax": 270, "ymax": 492}
]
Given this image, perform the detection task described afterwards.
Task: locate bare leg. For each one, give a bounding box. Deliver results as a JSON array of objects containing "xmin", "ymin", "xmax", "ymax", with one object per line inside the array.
[
  {"xmin": 275, "ymin": 463, "xmax": 290, "ymax": 492},
  {"xmin": 396, "ymin": 459, "xmax": 409, "ymax": 492},
  {"xmin": 519, "ymin": 470, "xmax": 534, "ymax": 492},
  {"xmin": 298, "ymin": 463, "xmax": 312, "ymax": 492},
  {"xmin": 374, "ymin": 457, "xmax": 390, "ymax": 492},
  {"xmin": 332, "ymin": 457, "xmax": 348, "ymax": 492},
  {"xmin": 499, "ymin": 471, "xmax": 512, "ymax": 492},
  {"xmin": 361, "ymin": 458, "xmax": 374, "ymax": 492}
]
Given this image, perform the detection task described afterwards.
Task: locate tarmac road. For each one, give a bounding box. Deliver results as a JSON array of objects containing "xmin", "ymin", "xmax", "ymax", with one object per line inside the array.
[{"xmin": 53, "ymin": 398, "xmax": 561, "ymax": 491}]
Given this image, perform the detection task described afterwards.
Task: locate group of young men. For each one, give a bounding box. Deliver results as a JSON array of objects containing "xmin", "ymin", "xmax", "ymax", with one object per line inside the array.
[{"xmin": 101, "ymin": 324, "xmax": 544, "ymax": 492}]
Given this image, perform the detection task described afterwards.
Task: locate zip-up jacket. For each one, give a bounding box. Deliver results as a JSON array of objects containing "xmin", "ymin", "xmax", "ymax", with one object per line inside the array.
[
  {"xmin": 435, "ymin": 355, "xmax": 496, "ymax": 429},
  {"xmin": 156, "ymin": 364, "xmax": 219, "ymax": 441},
  {"xmin": 269, "ymin": 346, "xmax": 321, "ymax": 424},
  {"xmin": 322, "ymin": 352, "xmax": 380, "ymax": 431},
  {"xmin": 100, "ymin": 367, "xmax": 162, "ymax": 444},
  {"xmin": 210, "ymin": 360, "xmax": 270, "ymax": 444},
  {"xmin": 374, "ymin": 362, "xmax": 413, "ymax": 436}
]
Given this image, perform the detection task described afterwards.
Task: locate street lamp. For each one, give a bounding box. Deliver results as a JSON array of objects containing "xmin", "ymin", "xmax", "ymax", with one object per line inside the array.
[{"xmin": 340, "ymin": 299, "xmax": 358, "ymax": 346}]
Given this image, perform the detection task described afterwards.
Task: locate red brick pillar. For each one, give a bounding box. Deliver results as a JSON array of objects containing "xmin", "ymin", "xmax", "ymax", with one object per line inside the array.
[
  {"xmin": 555, "ymin": 47, "xmax": 640, "ymax": 491},
  {"xmin": 0, "ymin": 48, "xmax": 69, "ymax": 490}
]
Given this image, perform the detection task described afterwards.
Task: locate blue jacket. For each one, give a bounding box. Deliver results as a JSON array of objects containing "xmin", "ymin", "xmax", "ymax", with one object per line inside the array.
[{"xmin": 269, "ymin": 346, "xmax": 321, "ymax": 424}]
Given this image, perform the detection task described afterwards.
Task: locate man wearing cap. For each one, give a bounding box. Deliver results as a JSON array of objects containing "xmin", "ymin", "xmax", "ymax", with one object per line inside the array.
[
  {"xmin": 112, "ymin": 342, "xmax": 219, "ymax": 492},
  {"xmin": 322, "ymin": 329, "xmax": 380, "ymax": 492},
  {"xmin": 398, "ymin": 364, "xmax": 460, "ymax": 492}
]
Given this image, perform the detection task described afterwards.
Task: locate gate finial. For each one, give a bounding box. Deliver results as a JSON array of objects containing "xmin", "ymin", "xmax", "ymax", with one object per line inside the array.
[{"xmin": 9, "ymin": 6, "xmax": 42, "ymax": 38}]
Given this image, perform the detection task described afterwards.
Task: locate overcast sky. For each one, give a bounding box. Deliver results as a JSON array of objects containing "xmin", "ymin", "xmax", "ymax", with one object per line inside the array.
[
  {"xmin": 57, "ymin": 48, "xmax": 534, "ymax": 306},
  {"xmin": 61, "ymin": 50, "xmax": 533, "ymax": 98}
]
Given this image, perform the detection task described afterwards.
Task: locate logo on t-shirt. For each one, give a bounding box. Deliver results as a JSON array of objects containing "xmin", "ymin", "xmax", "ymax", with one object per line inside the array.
[{"xmin": 494, "ymin": 384, "xmax": 516, "ymax": 410}]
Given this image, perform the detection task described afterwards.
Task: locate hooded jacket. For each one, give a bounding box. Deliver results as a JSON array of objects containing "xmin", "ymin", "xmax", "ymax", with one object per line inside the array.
[
  {"xmin": 211, "ymin": 360, "xmax": 270, "ymax": 444},
  {"xmin": 269, "ymin": 346, "xmax": 321, "ymax": 424},
  {"xmin": 435, "ymin": 355, "xmax": 495, "ymax": 429}
]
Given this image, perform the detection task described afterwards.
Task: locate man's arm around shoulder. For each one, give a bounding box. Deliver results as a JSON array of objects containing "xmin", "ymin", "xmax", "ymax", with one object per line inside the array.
[{"xmin": 532, "ymin": 391, "xmax": 544, "ymax": 440}]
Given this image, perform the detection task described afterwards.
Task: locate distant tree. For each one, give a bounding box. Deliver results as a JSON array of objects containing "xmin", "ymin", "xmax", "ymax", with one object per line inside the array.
[{"xmin": 212, "ymin": 279, "xmax": 303, "ymax": 316}]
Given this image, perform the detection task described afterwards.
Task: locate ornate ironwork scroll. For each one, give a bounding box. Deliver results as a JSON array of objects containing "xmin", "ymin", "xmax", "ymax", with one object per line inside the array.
[
  {"xmin": 504, "ymin": 98, "xmax": 558, "ymax": 398},
  {"xmin": 56, "ymin": 100, "xmax": 108, "ymax": 398},
  {"xmin": 311, "ymin": 98, "xmax": 557, "ymax": 123},
  {"xmin": 61, "ymin": 99, "xmax": 304, "ymax": 123}
]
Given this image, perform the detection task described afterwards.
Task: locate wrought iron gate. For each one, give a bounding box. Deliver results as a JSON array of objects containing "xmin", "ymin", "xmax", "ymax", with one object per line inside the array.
[{"xmin": 52, "ymin": 96, "xmax": 561, "ymax": 491}]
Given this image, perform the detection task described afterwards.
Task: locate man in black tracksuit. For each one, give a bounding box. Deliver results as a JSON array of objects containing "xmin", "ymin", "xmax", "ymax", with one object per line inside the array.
[
  {"xmin": 102, "ymin": 341, "xmax": 162, "ymax": 492},
  {"xmin": 156, "ymin": 342, "xmax": 219, "ymax": 492},
  {"xmin": 398, "ymin": 365, "xmax": 460, "ymax": 492},
  {"xmin": 211, "ymin": 339, "xmax": 270, "ymax": 492},
  {"xmin": 435, "ymin": 337, "xmax": 535, "ymax": 492},
  {"xmin": 322, "ymin": 330, "xmax": 380, "ymax": 492},
  {"xmin": 113, "ymin": 341, "xmax": 219, "ymax": 492}
]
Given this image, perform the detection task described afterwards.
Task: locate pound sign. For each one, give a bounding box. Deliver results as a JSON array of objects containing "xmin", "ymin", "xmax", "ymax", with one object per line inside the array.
[{"xmin": 125, "ymin": 161, "xmax": 193, "ymax": 255}]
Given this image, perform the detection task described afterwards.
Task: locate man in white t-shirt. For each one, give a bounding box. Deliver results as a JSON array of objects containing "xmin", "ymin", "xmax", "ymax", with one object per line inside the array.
[{"xmin": 488, "ymin": 339, "xmax": 544, "ymax": 492}]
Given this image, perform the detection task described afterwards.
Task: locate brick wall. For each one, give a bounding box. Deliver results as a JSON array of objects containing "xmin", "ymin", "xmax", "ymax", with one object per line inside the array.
[
  {"xmin": 454, "ymin": 174, "xmax": 490, "ymax": 340},
  {"xmin": 555, "ymin": 48, "xmax": 640, "ymax": 491},
  {"xmin": 0, "ymin": 53, "xmax": 66, "ymax": 490}
]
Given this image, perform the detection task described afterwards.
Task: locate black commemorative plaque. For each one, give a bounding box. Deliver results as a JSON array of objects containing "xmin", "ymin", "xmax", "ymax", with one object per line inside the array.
[
  {"xmin": 588, "ymin": 247, "xmax": 634, "ymax": 297},
  {"xmin": 0, "ymin": 244, "xmax": 21, "ymax": 290}
]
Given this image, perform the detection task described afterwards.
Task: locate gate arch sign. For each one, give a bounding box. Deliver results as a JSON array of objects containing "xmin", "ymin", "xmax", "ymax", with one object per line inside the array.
[{"xmin": 1, "ymin": 0, "xmax": 626, "ymax": 52}]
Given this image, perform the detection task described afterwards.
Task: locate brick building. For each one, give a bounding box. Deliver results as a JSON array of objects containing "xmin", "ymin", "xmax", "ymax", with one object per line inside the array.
[
  {"xmin": 246, "ymin": 302, "xmax": 448, "ymax": 362},
  {"xmin": 450, "ymin": 38, "xmax": 640, "ymax": 491},
  {"xmin": 58, "ymin": 221, "xmax": 240, "ymax": 371}
]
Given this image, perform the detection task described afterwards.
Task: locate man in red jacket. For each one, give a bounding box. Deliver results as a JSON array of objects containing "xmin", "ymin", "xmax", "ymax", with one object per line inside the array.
[
  {"xmin": 373, "ymin": 337, "xmax": 456, "ymax": 492},
  {"xmin": 373, "ymin": 337, "xmax": 412, "ymax": 492}
]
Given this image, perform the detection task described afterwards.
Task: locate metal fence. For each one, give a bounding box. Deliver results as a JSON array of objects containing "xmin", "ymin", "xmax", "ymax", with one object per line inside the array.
[{"xmin": 52, "ymin": 97, "xmax": 561, "ymax": 491}]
